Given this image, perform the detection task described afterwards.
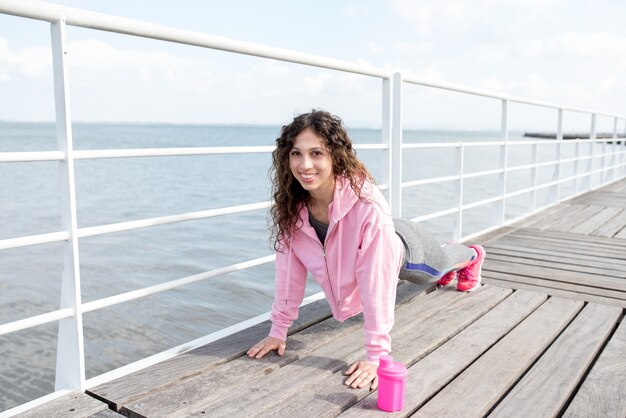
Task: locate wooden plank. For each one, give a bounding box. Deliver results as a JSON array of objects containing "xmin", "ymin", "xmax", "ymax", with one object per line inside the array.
[
  {"xmin": 492, "ymin": 235, "xmax": 626, "ymax": 260},
  {"xmin": 563, "ymin": 316, "xmax": 626, "ymax": 418},
  {"xmin": 510, "ymin": 229, "xmax": 626, "ymax": 249},
  {"xmin": 482, "ymin": 270, "xmax": 626, "ymax": 301},
  {"xmin": 483, "ymin": 260, "xmax": 626, "ymax": 293},
  {"xmin": 570, "ymin": 206, "xmax": 624, "ymax": 235},
  {"xmin": 119, "ymin": 282, "xmax": 453, "ymax": 418},
  {"xmin": 253, "ymin": 286, "xmax": 513, "ymax": 418},
  {"xmin": 484, "ymin": 245, "xmax": 626, "ymax": 273},
  {"xmin": 574, "ymin": 195, "xmax": 626, "ymax": 207},
  {"xmin": 615, "ymin": 226, "xmax": 626, "ymax": 239},
  {"xmin": 573, "ymin": 191, "xmax": 626, "ymax": 208},
  {"xmin": 548, "ymin": 205, "xmax": 606, "ymax": 233},
  {"xmin": 339, "ymin": 290, "xmax": 547, "ymax": 418},
  {"xmin": 411, "ymin": 297, "xmax": 584, "ymax": 417},
  {"xmin": 486, "ymin": 252, "xmax": 626, "ymax": 278},
  {"xmin": 483, "ymin": 277, "xmax": 626, "ymax": 308},
  {"xmin": 512, "ymin": 203, "xmax": 571, "ymax": 228},
  {"xmin": 524, "ymin": 204, "xmax": 587, "ymax": 230},
  {"xmin": 465, "ymin": 226, "xmax": 517, "ymax": 246},
  {"xmin": 509, "ymin": 229, "xmax": 626, "ymax": 251},
  {"xmin": 511, "ymin": 227, "xmax": 626, "ymax": 248},
  {"xmin": 87, "ymin": 410, "xmax": 125, "ymax": 418},
  {"xmin": 484, "ymin": 242, "xmax": 626, "ymax": 268},
  {"xmin": 490, "ymin": 303, "xmax": 622, "ymax": 418},
  {"xmin": 15, "ymin": 392, "xmax": 109, "ymax": 418},
  {"xmin": 591, "ymin": 208, "xmax": 626, "ymax": 237},
  {"xmin": 87, "ymin": 296, "xmax": 335, "ymax": 410}
]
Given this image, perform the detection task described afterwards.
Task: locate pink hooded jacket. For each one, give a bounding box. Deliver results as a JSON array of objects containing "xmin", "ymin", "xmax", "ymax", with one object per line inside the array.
[{"xmin": 269, "ymin": 177, "xmax": 404, "ymax": 364}]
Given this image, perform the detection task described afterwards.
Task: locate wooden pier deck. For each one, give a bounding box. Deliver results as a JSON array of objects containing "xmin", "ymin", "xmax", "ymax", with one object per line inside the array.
[{"xmin": 16, "ymin": 178, "xmax": 626, "ymax": 418}]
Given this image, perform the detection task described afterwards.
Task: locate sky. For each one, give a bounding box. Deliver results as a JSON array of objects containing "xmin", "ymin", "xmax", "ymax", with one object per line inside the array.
[{"xmin": 1, "ymin": 0, "xmax": 626, "ymax": 131}]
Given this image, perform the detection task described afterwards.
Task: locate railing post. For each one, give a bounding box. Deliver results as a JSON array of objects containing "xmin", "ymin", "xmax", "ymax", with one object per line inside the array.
[
  {"xmin": 574, "ymin": 136, "xmax": 581, "ymax": 194},
  {"xmin": 590, "ymin": 113, "xmax": 597, "ymax": 188},
  {"xmin": 601, "ymin": 118, "xmax": 607, "ymax": 185},
  {"xmin": 612, "ymin": 116, "xmax": 618, "ymax": 181},
  {"xmin": 531, "ymin": 141, "xmax": 538, "ymax": 211},
  {"xmin": 453, "ymin": 144, "xmax": 464, "ymax": 241},
  {"xmin": 389, "ymin": 72, "xmax": 403, "ymax": 218},
  {"xmin": 498, "ymin": 99, "xmax": 509, "ymax": 226},
  {"xmin": 51, "ymin": 16, "xmax": 85, "ymax": 391},
  {"xmin": 381, "ymin": 76, "xmax": 392, "ymax": 205},
  {"xmin": 620, "ymin": 119, "xmax": 626, "ymax": 175},
  {"xmin": 554, "ymin": 108, "xmax": 563, "ymax": 201}
]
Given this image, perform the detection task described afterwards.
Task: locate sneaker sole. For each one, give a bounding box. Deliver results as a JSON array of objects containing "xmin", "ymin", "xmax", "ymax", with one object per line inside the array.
[
  {"xmin": 459, "ymin": 280, "xmax": 481, "ymax": 292},
  {"xmin": 437, "ymin": 280, "xmax": 456, "ymax": 288}
]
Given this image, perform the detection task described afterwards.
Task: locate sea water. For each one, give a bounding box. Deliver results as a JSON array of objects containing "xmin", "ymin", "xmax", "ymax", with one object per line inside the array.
[{"xmin": 0, "ymin": 122, "xmax": 551, "ymax": 409}]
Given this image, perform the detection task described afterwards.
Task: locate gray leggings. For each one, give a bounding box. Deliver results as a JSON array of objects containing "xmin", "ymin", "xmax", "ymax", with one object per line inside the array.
[{"xmin": 393, "ymin": 218, "xmax": 475, "ymax": 284}]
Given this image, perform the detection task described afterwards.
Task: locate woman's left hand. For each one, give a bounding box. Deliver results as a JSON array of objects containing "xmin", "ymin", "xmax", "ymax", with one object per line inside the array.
[{"xmin": 344, "ymin": 360, "xmax": 378, "ymax": 390}]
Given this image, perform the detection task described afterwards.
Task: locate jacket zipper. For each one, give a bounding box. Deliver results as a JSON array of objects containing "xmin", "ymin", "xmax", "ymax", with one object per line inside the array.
[{"xmin": 309, "ymin": 224, "xmax": 339, "ymax": 308}]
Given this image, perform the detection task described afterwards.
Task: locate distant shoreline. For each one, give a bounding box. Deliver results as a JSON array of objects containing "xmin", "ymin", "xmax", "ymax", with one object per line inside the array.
[{"xmin": 524, "ymin": 132, "xmax": 626, "ymax": 139}]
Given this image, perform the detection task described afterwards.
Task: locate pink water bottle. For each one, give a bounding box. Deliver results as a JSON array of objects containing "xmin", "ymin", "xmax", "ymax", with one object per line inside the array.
[{"xmin": 377, "ymin": 355, "xmax": 408, "ymax": 412}]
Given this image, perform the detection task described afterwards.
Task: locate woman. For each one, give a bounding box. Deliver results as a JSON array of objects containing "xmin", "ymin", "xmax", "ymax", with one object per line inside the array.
[{"xmin": 247, "ymin": 110, "xmax": 485, "ymax": 390}]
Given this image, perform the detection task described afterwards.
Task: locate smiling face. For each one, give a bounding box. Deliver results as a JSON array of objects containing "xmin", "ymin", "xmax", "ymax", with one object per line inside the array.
[{"xmin": 289, "ymin": 127, "xmax": 335, "ymax": 202}]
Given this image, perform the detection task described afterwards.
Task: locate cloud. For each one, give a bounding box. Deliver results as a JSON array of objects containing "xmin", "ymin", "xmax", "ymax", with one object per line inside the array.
[
  {"xmin": 391, "ymin": 0, "xmax": 565, "ymax": 36},
  {"xmin": 517, "ymin": 32, "xmax": 626, "ymax": 61},
  {"xmin": 367, "ymin": 41, "xmax": 384, "ymax": 54},
  {"xmin": 0, "ymin": 38, "xmax": 52, "ymax": 78},
  {"xmin": 266, "ymin": 60, "xmax": 290, "ymax": 76},
  {"xmin": 302, "ymin": 73, "xmax": 332, "ymax": 95}
]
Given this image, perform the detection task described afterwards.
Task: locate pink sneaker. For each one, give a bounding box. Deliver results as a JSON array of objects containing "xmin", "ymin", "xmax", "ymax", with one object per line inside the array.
[
  {"xmin": 437, "ymin": 270, "xmax": 457, "ymax": 287},
  {"xmin": 456, "ymin": 245, "xmax": 485, "ymax": 292}
]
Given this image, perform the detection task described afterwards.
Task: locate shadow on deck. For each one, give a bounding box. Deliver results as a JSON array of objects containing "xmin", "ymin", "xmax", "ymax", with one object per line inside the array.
[{"xmin": 17, "ymin": 179, "xmax": 626, "ymax": 418}]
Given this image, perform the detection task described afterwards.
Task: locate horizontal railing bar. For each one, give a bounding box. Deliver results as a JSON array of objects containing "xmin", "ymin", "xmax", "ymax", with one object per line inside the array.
[
  {"xmin": 463, "ymin": 195, "xmax": 503, "ymax": 210},
  {"xmin": 83, "ymin": 290, "xmax": 326, "ymax": 390},
  {"xmin": 79, "ymin": 201, "xmax": 272, "ymax": 238},
  {"xmin": 0, "ymin": 0, "xmax": 390, "ymax": 79},
  {"xmin": 504, "ymin": 186, "xmax": 536, "ymax": 199},
  {"xmin": 353, "ymin": 144, "xmax": 388, "ymax": 150},
  {"xmin": 535, "ymin": 179, "xmax": 560, "ymax": 190},
  {"xmin": 507, "ymin": 140, "xmax": 542, "ymax": 146},
  {"xmin": 409, "ymin": 207, "xmax": 459, "ymax": 223},
  {"xmin": 401, "ymin": 174, "xmax": 460, "ymax": 188},
  {"xmin": 464, "ymin": 168, "xmax": 504, "ymax": 179},
  {"xmin": 402, "ymin": 76, "xmax": 624, "ymax": 119},
  {"xmin": 594, "ymin": 150, "xmax": 626, "ymax": 158},
  {"xmin": 0, "ymin": 231, "xmax": 69, "ymax": 251},
  {"xmin": 73, "ymin": 146, "xmax": 275, "ymax": 159},
  {"xmin": 0, "ymin": 202, "xmax": 271, "ymax": 250},
  {"xmin": 0, "ymin": 144, "xmax": 388, "ymax": 162},
  {"xmin": 0, "ymin": 151, "xmax": 64, "ymax": 163},
  {"xmin": 0, "ymin": 308, "xmax": 74, "ymax": 337},
  {"xmin": 463, "ymin": 141, "xmax": 505, "ymax": 147},
  {"xmin": 535, "ymin": 160, "xmax": 559, "ymax": 168},
  {"xmin": 506, "ymin": 163, "xmax": 537, "ymax": 173},
  {"xmin": 408, "ymin": 194, "xmax": 503, "ymax": 223},
  {"xmin": 396, "ymin": 149, "xmax": 624, "ymax": 191},
  {"xmin": 402, "ymin": 142, "xmax": 461, "ymax": 149},
  {"xmin": 81, "ymin": 255, "xmax": 276, "ymax": 313}
]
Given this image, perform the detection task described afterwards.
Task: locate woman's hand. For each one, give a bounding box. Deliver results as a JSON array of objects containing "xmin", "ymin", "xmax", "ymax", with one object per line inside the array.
[
  {"xmin": 246, "ymin": 336, "xmax": 286, "ymax": 359},
  {"xmin": 344, "ymin": 360, "xmax": 378, "ymax": 390}
]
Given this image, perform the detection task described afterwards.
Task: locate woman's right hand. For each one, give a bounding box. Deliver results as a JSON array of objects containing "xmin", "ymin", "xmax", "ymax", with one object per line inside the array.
[{"xmin": 246, "ymin": 336, "xmax": 286, "ymax": 359}]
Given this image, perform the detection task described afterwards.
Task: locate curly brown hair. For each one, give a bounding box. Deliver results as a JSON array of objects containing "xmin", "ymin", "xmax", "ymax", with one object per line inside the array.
[{"xmin": 270, "ymin": 110, "xmax": 373, "ymax": 251}]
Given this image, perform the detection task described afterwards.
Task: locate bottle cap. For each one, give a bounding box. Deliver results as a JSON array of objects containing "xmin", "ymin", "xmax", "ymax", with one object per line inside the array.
[
  {"xmin": 377, "ymin": 355, "xmax": 407, "ymax": 379},
  {"xmin": 379, "ymin": 355, "xmax": 393, "ymax": 368}
]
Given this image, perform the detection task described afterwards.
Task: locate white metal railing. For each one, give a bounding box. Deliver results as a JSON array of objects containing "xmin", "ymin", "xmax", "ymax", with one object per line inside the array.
[{"xmin": 1, "ymin": 1, "xmax": 625, "ymax": 415}]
